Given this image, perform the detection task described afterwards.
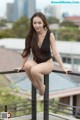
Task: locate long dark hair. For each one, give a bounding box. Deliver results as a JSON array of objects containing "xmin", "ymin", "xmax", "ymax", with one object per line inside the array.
[{"xmin": 22, "ymin": 12, "xmax": 50, "ymax": 58}]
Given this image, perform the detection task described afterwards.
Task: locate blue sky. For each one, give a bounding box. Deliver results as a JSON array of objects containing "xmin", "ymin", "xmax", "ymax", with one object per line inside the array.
[{"xmin": 0, "ymin": 0, "xmax": 80, "ymax": 17}]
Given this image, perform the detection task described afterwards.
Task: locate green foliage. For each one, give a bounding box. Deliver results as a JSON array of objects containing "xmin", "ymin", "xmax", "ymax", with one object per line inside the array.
[
  {"xmin": 0, "ymin": 75, "xmax": 9, "ymax": 86},
  {"xmin": 0, "ymin": 16, "xmax": 29, "ymax": 38},
  {"xmin": 0, "ymin": 87, "xmax": 31, "ymax": 117},
  {"xmin": 12, "ymin": 16, "xmax": 30, "ymax": 38},
  {"xmin": 0, "ymin": 75, "xmax": 31, "ymax": 117},
  {"xmin": 0, "ymin": 87, "xmax": 25, "ymax": 105},
  {"xmin": 52, "ymin": 27, "xmax": 80, "ymax": 41},
  {"xmin": 0, "ymin": 19, "xmax": 7, "ymax": 27},
  {"xmin": 0, "ymin": 16, "xmax": 80, "ymax": 41},
  {"xmin": 0, "ymin": 29, "xmax": 16, "ymax": 38},
  {"xmin": 47, "ymin": 17, "xmax": 59, "ymax": 24},
  {"xmin": 60, "ymin": 20, "xmax": 78, "ymax": 28},
  {"xmin": 37, "ymin": 101, "xmax": 43, "ymax": 112}
]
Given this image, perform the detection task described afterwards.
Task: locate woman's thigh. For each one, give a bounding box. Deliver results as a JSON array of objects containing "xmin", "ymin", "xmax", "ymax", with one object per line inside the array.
[
  {"xmin": 31, "ymin": 59, "xmax": 54, "ymax": 75},
  {"xmin": 24, "ymin": 60, "xmax": 37, "ymax": 70}
]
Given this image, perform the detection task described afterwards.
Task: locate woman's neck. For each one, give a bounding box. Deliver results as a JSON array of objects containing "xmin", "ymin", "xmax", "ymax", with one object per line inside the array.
[{"xmin": 37, "ymin": 28, "xmax": 47, "ymax": 35}]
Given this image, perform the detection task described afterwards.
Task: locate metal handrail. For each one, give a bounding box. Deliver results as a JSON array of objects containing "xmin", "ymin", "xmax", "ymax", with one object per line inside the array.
[
  {"xmin": 0, "ymin": 69, "xmax": 80, "ymax": 120},
  {"xmin": 0, "ymin": 69, "xmax": 80, "ymax": 76},
  {"xmin": 0, "ymin": 100, "xmax": 31, "ymax": 107},
  {"xmin": 0, "ymin": 100, "xmax": 32, "ymax": 117},
  {"xmin": 49, "ymin": 100, "xmax": 80, "ymax": 109}
]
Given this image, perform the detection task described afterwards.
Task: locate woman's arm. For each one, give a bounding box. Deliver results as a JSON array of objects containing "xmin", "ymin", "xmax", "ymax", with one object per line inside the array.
[
  {"xmin": 20, "ymin": 56, "xmax": 28, "ymax": 69},
  {"xmin": 50, "ymin": 33, "xmax": 66, "ymax": 71},
  {"xmin": 14, "ymin": 56, "xmax": 28, "ymax": 72}
]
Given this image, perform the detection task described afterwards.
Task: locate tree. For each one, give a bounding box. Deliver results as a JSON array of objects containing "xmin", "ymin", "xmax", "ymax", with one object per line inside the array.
[
  {"xmin": 60, "ymin": 20, "xmax": 78, "ymax": 28},
  {"xmin": 0, "ymin": 29, "xmax": 16, "ymax": 38},
  {"xmin": 12, "ymin": 16, "xmax": 30, "ymax": 38},
  {"xmin": 0, "ymin": 87, "xmax": 25, "ymax": 105},
  {"xmin": 47, "ymin": 17, "xmax": 59, "ymax": 24},
  {"xmin": 58, "ymin": 28, "xmax": 80, "ymax": 41},
  {"xmin": 0, "ymin": 19, "xmax": 7, "ymax": 27}
]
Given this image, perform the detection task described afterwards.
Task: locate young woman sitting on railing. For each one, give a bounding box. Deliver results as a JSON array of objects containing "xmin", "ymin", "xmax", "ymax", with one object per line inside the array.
[{"xmin": 15, "ymin": 12, "xmax": 70, "ymax": 96}]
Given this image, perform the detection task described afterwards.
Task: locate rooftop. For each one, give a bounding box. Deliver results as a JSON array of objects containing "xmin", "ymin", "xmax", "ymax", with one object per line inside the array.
[
  {"xmin": 0, "ymin": 38, "xmax": 80, "ymax": 55},
  {"xmin": 0, "ymin": 47, "xmax": 80, "ymax": 100}
]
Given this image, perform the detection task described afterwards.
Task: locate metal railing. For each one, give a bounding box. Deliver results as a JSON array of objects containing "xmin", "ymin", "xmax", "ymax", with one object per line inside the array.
[
  {"xmin": 0, "ymin": 70, "xmax": 80, "ymax": 120},
  {"xmin": 49, "ymin": 100, "xmax": 80, "ymax": 120},
  {"xmin": 0, "ymin": 100, "xmax": 31, "ymax": 117}
]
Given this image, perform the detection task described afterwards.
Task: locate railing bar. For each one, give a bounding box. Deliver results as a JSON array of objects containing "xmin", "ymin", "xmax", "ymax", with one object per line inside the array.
[
  {"xmin": 75, "ymin": 114, "xmax": 80, "ymax": 118},
  {"xmin": 49, "ymin": 101, "xmax": 80, "ymax": 109},
  {"xmin": 0, "ymin": 70, "xmax": 24, "ymax": 74},
  {"xmin": 7, "ymin": 104, "xmax": 31, "ymax": 109},
  {"xmin": 49, "ymin": 103, "xmax": 78, "ymax": 112},
  {"xmin": 49, "ymin": 107, "xmax": 73, "ymax": 115},
  {"xmin": 52, "ymin": 70, "xmax": 80, "ymax": 76},
  {"xmin": 0, "ymin": 69, "xmax": 80, "ymax": 76},
  {"xmin": 0, "ymin": 100, "xmax": 31, "ymax": 106},
  {"xmin": 49, "ymin": 113, "xmax": 69, "ymax": 120},
  {"xmin": 11, "ymin": 114, "xmax": 32, "ymax": 118},
  {"xmin": 49, "ymin": 105, "xmax": 73, "ymax": 112},
  {"xmin": 7, "ymin": 107, "xmax": 31, "ymax": 112}
]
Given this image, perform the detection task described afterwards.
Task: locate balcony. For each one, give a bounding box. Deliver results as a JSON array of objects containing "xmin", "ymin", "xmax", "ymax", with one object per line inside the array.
[{"xmin": 0, "ymin": 69, "xmax": 80, "ymax": 120}]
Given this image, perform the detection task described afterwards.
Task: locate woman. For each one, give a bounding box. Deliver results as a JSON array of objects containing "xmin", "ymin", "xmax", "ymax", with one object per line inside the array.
[{"xmin": 17, "ymin": 12, "xmax": 69, "ymax": 96}]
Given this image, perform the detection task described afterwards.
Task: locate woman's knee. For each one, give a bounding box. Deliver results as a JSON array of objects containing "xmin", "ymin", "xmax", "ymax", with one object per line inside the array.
[
  {"xmin": 31, "ymin": 67, "xmax": 38, "ymax": 76},
  {"xmin": 24, "ymin": 61, "xmax": 32, "ymax": 71}
]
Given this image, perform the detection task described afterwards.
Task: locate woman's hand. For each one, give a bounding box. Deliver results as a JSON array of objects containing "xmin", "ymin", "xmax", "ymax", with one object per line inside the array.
[
  {"xmin": 14, "ymin": 67, "xmax": 24, "ymax": 72},
  {"xmin": 62, "ymin": 67, "xmax": 72, "ymax": 74}
]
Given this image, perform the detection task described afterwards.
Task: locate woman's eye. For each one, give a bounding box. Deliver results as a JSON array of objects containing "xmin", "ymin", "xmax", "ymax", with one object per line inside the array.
[
  {"xmin": 33, "ymin": 22, "xmax": 36, "ymax": 24},
  {"xmin": 38, "ymin": 22, "xmax": 41, "ymax": 24}
]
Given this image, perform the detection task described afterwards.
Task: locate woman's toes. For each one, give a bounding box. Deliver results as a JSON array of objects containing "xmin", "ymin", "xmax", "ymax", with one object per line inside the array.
[{"xmin": 39, "ymin": 85, "xmax": 46, "ymax": 96}]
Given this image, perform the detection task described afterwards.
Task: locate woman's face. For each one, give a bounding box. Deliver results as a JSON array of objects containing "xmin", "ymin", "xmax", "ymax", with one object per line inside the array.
[{"xmin": 32, "ymin": 16, "xmax": 44, "ymax": 32}]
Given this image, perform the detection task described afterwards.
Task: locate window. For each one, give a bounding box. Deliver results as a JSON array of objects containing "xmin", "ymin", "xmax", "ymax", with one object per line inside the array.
[
  {"xmin": 74, "ymin": 58, "xmax": 80, "ymax": 65},
  {"xmin": 62, "ymin": 57, "xmax": 71, "ymax": 64}
]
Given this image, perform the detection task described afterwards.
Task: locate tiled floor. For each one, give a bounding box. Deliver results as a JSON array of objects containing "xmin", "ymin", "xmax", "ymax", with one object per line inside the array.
[{"xmin": 9, "ymin": 112, "xmax": 79, "ymax": 120}]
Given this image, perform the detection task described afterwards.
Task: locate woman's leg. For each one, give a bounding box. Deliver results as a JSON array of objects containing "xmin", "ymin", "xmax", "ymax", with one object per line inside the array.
[
  {"xmin": 24, "ymin": 60, "xmax": 38, "ymax": 89},
  {"xmin": 31, "ymin": 59, "xmax": 54, "ymax": 95}
]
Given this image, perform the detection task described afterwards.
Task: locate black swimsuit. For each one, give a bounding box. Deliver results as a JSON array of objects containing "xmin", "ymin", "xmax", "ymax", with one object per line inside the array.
[{"xmin": 33, "ymin": 31, "xmax": 52, "ymax": 63}]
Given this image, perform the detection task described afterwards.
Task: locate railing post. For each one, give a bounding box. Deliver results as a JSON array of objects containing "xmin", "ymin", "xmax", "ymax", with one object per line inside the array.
[
  {"xmin": 5, "ymin": 105, "xmax": 7, "ymax": 112},
  {"xmin": 44, "ymin": 74, "xmax": 49, "ymax": 120},
  {"xmin": 32, "ymin": 84, "xmax": 37, "ymax": 120}
]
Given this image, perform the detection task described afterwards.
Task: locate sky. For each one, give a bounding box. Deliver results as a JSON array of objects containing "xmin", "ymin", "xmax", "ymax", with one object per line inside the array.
[{"xmin": 0, "ymin": 0, "xmax": 80, "ymax": 17}]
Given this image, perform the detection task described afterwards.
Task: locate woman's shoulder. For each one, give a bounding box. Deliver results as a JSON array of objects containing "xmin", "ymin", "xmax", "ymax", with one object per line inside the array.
[{"xmin": 49, "ymin": 32, "xmax": 55, "ymax": 39}]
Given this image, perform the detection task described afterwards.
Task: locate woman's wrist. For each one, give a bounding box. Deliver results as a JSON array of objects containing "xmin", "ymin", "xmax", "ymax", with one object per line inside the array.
[{"xmin": 60, "ymin": 65, "xmax": 65, "ymax": 71}]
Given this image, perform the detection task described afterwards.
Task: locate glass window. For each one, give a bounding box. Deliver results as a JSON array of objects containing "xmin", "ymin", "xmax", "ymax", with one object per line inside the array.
[
  {"xmin": 74, "ymin": 58, "xmax": 80, "ymax": 65},
  {"xmin": 63, "ymin": 57, "xmax": 66, "ymax": 63}
]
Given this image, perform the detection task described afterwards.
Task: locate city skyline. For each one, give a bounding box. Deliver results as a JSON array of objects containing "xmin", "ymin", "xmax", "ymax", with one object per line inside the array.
[
  {"xmin": 6, "ymin": 0, "xmax": 36, "ymax": 21},
  {"xmin": 0, "ymin": 0, "xmax": 80, "ymax": 17}
]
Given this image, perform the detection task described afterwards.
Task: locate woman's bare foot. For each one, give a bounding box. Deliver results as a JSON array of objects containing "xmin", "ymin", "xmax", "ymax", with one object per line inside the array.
[
  {"xmin": 32, "ymin": 81, "xmax": 39, "ymax": 89},
  {"xmin": 39, "ymin": 85, "xmax": 45, "ymax": 96}
]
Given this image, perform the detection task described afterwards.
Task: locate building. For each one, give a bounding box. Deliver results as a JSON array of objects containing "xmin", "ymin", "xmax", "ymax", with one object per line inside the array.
[
  {"xmin": 13, "ymin": 0, "xmax": 36, "ymax": 21},
  {"xmin": 0, "ymin": 38, "xmax": 80, "ymax": 109},
  {"xmin": 13, "ymin": 0, "xmax": 19, "ymax": 21},
  {"xmin": 64, "ymin": 16, "xmax": 80, "ymax": 27},
  {"xmin": 13, "ymin": 0, "xmax": 24, "ymax": 21},
  {"xmin": 25, "ymin": 0, "xmax": 36, "ymax": 18},
  {"xmin": 0, "ymin": 39, "xmax": 80, "ymax": 72},
  {"xmin": 44, "ymin": 5, "xmax": 61, "ymax": 19},
  {"xmin": 6, "ymin": 3, "xmax": 14, "ymax": 22},
  {"xmin": 55, "ymin": 41, "xmax": 80, "ymax": 72}
]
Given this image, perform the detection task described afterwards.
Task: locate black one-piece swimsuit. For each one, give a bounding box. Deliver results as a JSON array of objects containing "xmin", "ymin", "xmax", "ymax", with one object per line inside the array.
[{"xmin": 33, "ymin": 31, "xmax": 52, "ymax": 63}]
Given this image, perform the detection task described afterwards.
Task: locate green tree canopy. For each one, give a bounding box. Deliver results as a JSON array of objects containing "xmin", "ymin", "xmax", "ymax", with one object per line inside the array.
[
  {"xmin": 60, "ymin": 20, "xmax": 78, "ymax": 28},
  {"xmin": 58, "ymin": 28, "xmax": 80, "ymax": 41},
  {"xmin": 0, "ymin": 19, "xmax": 7, "ymax": 27},
  {"xmin": 47, "ymin": 17, "xmax": 59, "ymax": 24},
  {"xmin": 0, "ymin": 29, "xmax": 16, "ymax": 38},
  {"xmin": 12, "ymin": 16, "xmax": 30, "ymax": 38}
]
